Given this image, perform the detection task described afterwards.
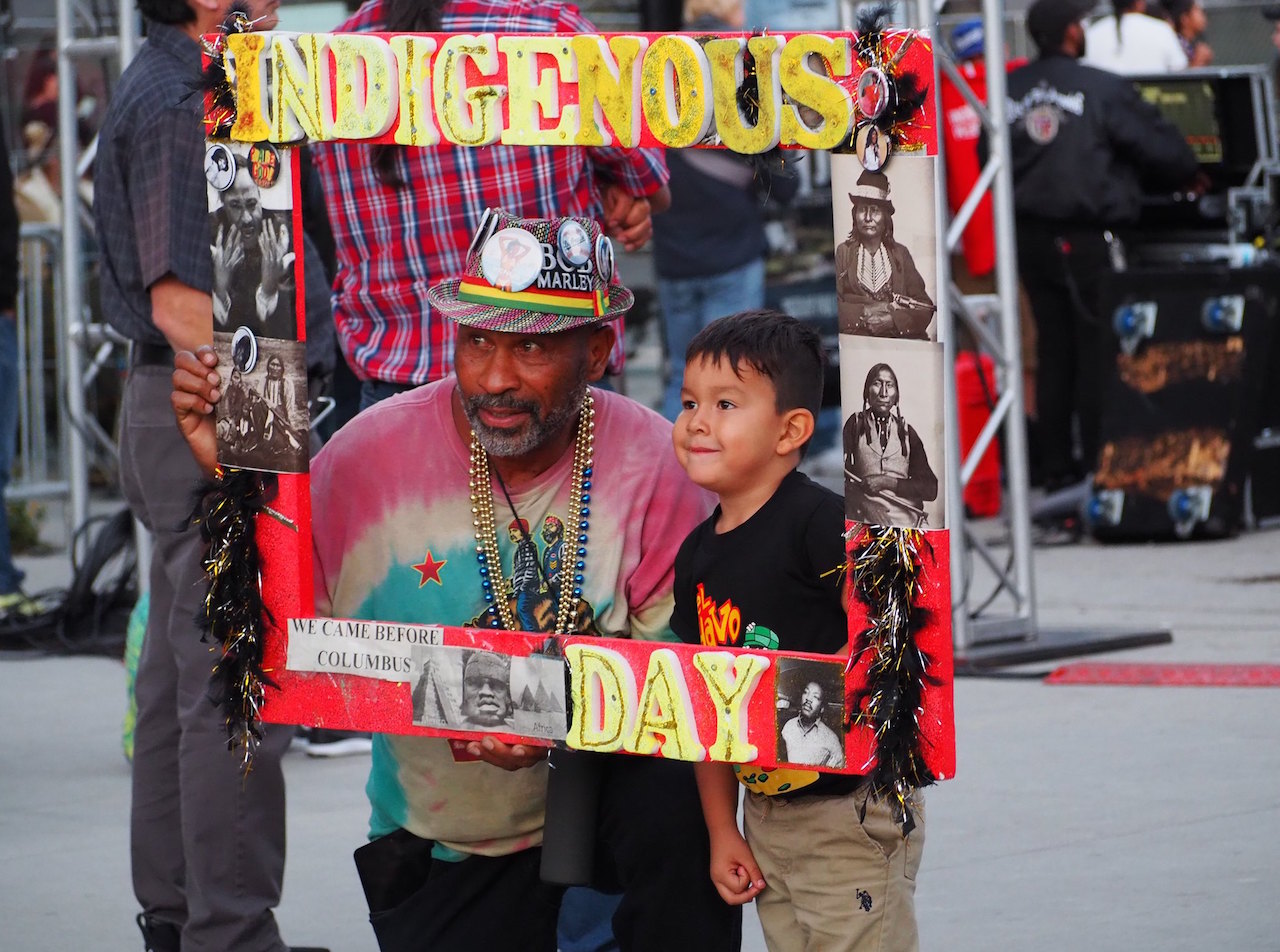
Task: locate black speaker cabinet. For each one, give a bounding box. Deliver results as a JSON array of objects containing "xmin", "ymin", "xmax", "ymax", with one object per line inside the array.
[
  {"xmin": 1247, "ymin": 328, "xmax": 1280, "ymax": 525},
  {"xmin": 1088, "ymin": 265, "xmax": 1278, "ymax": 540}
]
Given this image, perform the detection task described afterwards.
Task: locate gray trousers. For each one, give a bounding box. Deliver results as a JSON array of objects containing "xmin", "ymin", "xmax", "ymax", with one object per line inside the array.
[{"xmin": 120, "ymin": 364, "xmax": 292, "ymax": 952}]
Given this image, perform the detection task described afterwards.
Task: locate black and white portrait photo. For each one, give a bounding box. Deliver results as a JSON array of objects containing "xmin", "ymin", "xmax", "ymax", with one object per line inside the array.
[
  {"xmin": 775, "ymin": 658, "xmax": 846, "ymax": 769},
  {"xmin": 840, "ymin": 338, "xmax": 946, "ymax": 530},
  {"xmin": 213, "ymin": 333, "xmax": 309, "ymax": 475},
  {"xmin": 410, "ymin": 647, "xmax": 563, "ymax": 739},
  {"xmin": 832, "ymin": 154, "xmax": 938, "ymax": 341},
  {"xmin": 412, "ymin": 646, "xmax": 518, "ymax": 731},
  {"xmin": 206, "ymin": 141, "xmax": 297, "ymax": 341}
]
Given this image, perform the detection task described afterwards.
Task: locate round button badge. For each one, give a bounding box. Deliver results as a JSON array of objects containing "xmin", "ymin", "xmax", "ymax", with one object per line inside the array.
[
  {"xmin": 480, "ymin": 228, "xmax": 542, "ymax": 292},
  {"xmin": 204, "ymin": 143, "xmax": 236, "ymax": 192}
]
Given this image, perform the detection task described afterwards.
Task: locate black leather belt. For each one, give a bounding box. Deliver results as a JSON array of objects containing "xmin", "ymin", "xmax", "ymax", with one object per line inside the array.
[{"xmin": 131, "ymin": 341, "xmax": 175, "ymax": 367}]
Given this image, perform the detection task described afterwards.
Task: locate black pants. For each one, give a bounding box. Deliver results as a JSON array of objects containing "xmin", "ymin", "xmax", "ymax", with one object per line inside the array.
[
  {"xmin": 593, "ymin": 755, "xmax": 742, "ymax": 951},
  {"xmin": 358, "ymin": 756, "xmax": 741, "ymax": 952},
  {"xmin": 1017, "ymin": 220, "xmax": 1116, "ymax": 481},
  {"xmin": 357, "ymin": 833, "xmax": 562, "ymax": 951}
]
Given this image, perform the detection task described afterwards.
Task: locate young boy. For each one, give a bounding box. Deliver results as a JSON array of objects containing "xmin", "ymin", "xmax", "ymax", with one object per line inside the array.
[{"xmin": 670, "ymin": 310, "xmax": 924, "ymax": 952}]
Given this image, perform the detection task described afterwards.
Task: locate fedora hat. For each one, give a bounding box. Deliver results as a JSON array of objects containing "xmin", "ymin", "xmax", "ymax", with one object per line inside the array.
[
  {"xmin": 848, "ymin": 169, "xmax": 894, "ymax": 215},
  {"xmin": 428, "ymin": 208, "xmax": 633, "ymax": 334}
]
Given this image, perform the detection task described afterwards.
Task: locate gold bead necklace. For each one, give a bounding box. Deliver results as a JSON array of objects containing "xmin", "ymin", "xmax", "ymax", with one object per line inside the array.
[{"xmin": 468, "ymin": 391, "xmax": 595, "ymax": 635}]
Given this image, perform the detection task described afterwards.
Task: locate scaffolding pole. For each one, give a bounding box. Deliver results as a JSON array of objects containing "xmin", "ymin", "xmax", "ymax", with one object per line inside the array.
[{"xmin": 56, "ymin": 0, "xmax": 137, "ymax": 533}]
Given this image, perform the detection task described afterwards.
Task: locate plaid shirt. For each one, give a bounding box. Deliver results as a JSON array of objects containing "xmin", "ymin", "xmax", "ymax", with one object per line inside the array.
[
  {"xmin": 94, "ymin": 23, "xmax": 212, "ymax": 345},
  {"xmin": 312, "ymin": 0, "xmax": 669, "ymax": 385}
]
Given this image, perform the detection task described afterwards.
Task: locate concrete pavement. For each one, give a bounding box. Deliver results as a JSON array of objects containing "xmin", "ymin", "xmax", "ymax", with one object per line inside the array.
[{"xmin": 4, "ymin": 518, "xmax": 1277, "ymax": 951}]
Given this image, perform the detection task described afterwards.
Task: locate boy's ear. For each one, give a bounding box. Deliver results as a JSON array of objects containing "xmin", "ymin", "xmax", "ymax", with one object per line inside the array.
[{"xmin": 777, "ymin": 408, "xmax": 815, "ymax": 456}]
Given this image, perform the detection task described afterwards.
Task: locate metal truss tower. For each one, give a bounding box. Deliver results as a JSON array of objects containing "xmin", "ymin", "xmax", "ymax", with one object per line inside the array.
[{"xmin": 913, "ymin": 0, "xmax": 1040, "ymax": 659}]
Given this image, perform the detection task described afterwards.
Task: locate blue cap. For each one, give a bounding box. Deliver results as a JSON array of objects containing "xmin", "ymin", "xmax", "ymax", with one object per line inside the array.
[{"xmin": 950, "ymin": 17, "xmax": 984, "ymax": 60}]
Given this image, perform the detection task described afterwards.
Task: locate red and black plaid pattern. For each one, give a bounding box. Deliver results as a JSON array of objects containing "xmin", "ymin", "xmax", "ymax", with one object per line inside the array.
[{"xmin": 311, "ymin": 0, "xmax": 669, "ymax": 385}]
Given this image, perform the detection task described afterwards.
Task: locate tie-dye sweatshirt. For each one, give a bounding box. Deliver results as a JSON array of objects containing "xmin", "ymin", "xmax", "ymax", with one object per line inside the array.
[{"xmin": 310, "ymin": 379, "xmax": 711, "ymax": 855}]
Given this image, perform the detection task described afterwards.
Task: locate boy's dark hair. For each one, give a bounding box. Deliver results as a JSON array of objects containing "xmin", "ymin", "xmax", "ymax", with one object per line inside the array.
[
  {"xmin": 685, "ymin": 308, "xmax": 825, "ymax": 424},
  {"xmin": 138, "ymin": 0, "xmax": 195, "ymax": 25}
]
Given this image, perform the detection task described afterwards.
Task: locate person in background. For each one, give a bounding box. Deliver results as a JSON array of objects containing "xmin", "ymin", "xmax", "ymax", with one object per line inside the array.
[
  {"xmin": 0, "ymin": 134, "xmax": 36, "ymax": 618},
  {"xmin": 1264, "ymin": 5, "xmax": 1280, "ymax": 97},
  {"xmin": 310, "ymin": 0, "xmax": 667, "ymax": 417},
  {"xmin": 650, "ymin": 0, "xmax": 798, "ymax": 421},
  {"xmin": 92, "ymin": 0, "xmax": 327, "ymax": 947},
  {"xmin": 1009, "ymin": 0, "xmax": 1198, "ymax": 491},
  {"xmin": 1161, "ymin": 0, "xmax": 1212, "ymax": 67},
  {"xmin": 1084, "ymin": 0, "xmax": 1187, "ymax": 74}
]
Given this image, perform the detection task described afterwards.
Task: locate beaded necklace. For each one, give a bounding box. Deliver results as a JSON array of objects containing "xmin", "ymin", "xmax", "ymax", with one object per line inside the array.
[
  {"xmin": 857, "ymin": 243, "xmax": 892, "ymax": 295},
  {"xmin": 468, "ymin": 391, "xmax": 595, "ymax": 635}
]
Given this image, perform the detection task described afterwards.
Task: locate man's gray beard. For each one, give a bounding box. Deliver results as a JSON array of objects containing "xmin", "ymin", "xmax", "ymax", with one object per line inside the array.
[{"xmin": 464, "ymin": 378, "xmax": 588, "ymax": 458}]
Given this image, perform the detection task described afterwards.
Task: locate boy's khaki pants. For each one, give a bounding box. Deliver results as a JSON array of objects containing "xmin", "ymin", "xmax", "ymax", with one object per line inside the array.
[{"xmin": 743, "ymin": 784, "xmax": 924, "ymax": 952}]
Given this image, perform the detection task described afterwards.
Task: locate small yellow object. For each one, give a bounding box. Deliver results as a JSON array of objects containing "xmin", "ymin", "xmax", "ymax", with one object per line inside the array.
[
  {"xmin": 498, "ymin": 36, "xmax": 580, "ymax": 146},
  {"xmin": 435, "ymin": 34, "xmax": 505, "ymax": 146},
  {"xmin": 391, "ymin": 36, "xmax": 441, "ymax": 146},
  {"xmin": 565, "ymin": 643, "xmax": 634, "ymax": 752},
  {"xmin": 329, "ymin": 35, "xmax": 398, "ymax": 140},
  {"xmin": 228, "ymin": 33, "xmax": 270, "ymax": 141},
  {"xmin": 622, "ymin": 649, "xmax": 705, "ymax": 761},
  {"xmin": 705, "ymin": 36, "xmax": 783, "ymax": 155},
  {"xmin": 640, "ymin": 35, "xmax": 712, "ymax": 148},
  {"xmin": 269, "ymin": 34, "xmax": 326, "ymax": 142},
  {"xmin": 693, "ymin": 651, "xmax": 769, "ymax": 763},
  {"xmin": 570, "ymin": 35, "xmax": 646, "ymax": 148},
  {"xmin": 779, "ymin": 34, "xmax": 854, "ymax": 150}
]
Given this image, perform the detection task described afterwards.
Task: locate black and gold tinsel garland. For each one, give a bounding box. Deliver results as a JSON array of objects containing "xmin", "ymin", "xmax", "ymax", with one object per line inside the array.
[
  {"xmin": 193, "ymin": 467, "xmax": 279, "ymax": 771},
  {"xmin": 844, "ymin": 2, "xmax": 931, "ymax": 156},
  {"xmin": 688, "ymin": 31, "xmax": 795, "ymax": 189},
  {"xmin": 845, "ymin": 524, "xmax": 939, "ymax": 835},
  {"xmin": 200, "ymin": 2, "xmax": 254, "ymax": 137}
]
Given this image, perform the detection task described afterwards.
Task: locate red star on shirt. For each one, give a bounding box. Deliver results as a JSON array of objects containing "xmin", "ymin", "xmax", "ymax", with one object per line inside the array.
[{"xmin": 412, "ymin": 550, "xmax": 447, "ymax": 587}]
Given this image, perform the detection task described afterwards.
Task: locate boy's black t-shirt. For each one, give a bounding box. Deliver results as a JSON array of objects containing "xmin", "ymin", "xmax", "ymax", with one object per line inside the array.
[{"xmin": 672, "ymin": 469, "xmax": 860, "ymax": 798}]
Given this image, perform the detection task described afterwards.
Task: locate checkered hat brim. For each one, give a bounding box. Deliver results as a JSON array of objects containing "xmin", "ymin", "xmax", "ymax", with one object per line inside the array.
[{"xmin": 428, "ymin": 278, "xmax": 634, "ymax": 333}]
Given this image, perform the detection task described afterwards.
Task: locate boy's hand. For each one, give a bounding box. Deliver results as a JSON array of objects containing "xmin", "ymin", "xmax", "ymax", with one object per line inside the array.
[{"xmin": 708, "ymin": 828, "xmax": 766, "ymax": 905}]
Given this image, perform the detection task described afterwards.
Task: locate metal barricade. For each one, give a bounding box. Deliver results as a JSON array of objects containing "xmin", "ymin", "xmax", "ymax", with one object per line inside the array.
[{"xmin": 12, "ymin": 223, "xmax": 71, "ymax": 513}]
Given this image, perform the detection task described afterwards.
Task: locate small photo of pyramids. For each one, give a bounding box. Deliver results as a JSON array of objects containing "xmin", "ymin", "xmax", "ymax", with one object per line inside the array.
[{"xmin": 511, "ymin": 654, "xmax": 567, "ymax": 742}]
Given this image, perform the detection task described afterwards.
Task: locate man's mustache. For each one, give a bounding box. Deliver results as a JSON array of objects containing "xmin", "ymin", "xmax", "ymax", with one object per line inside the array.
[{"xmin": 466, "ymin": 393, "xmax": 540, "ymax": 416}]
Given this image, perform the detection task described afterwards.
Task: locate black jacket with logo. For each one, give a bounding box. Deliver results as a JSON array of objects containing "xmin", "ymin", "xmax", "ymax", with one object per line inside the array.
[{"xmin": 1006, "ymin": 54, "xmax": 1197, "ymax": 225}]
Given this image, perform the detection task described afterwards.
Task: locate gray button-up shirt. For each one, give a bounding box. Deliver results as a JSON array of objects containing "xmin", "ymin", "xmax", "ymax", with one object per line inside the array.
[{"xmin": 94, "ymin": 22, "xmax": 212, "ymax": 345}]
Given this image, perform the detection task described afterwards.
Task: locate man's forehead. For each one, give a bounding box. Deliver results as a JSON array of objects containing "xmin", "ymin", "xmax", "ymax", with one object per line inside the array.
[{"xmin": 463, "ymin": 325, "xmax": 598, "ymax": 346}]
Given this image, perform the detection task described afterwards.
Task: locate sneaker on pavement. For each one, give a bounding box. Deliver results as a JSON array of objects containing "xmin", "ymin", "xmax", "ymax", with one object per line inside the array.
[
  {"xmin": 0, "ymin": 591, "xmax": 41, "ymax": 618},
  {"xmin": 301, "ymin": 728, "xmax": 372, "ymax": 758}
]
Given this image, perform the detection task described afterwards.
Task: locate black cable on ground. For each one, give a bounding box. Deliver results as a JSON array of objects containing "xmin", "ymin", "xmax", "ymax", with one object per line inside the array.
[{"xmin": 0, "ymin": 508, "xmax": 138, "ymax": 657}]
